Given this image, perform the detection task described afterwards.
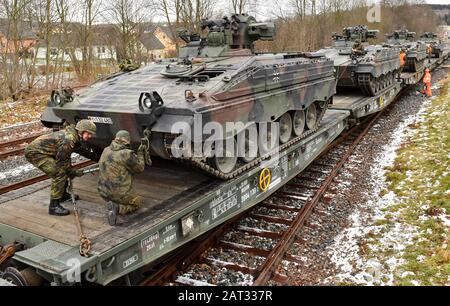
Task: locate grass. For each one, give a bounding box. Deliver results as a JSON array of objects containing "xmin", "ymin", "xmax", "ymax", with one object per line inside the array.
[{"xmin": 0, "ymin": 96, "xmax": 48, "ymax": 128}]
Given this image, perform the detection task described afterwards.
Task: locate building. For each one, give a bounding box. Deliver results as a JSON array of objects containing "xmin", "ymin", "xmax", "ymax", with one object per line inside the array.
[
  {"xmin": 35, "ymin": 29, "xmax": 117, "ymax": 68},
  {"xmin": 0, "ymin": 19, "xmax": 39, "ymax": 57},
  {"xmin": 138, "ymin": 31, "xmax": 166, "ymax": 61},
  {"xmin": 140, "ymin": 24, "xmax": 178, "ymax": 59}
]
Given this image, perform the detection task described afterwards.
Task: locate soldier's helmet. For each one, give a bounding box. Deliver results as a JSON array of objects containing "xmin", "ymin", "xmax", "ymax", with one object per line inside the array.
[
  {"xmin": 75, "ymin": 119, "xmax": 96, "ymax": 135},
  {"xmin": 115, "ymin": 130, "xmax": 131, "ymax": 144},
  {"xmin": 355, "ymin": 39, "xmax": 361, "ymax": 44}
]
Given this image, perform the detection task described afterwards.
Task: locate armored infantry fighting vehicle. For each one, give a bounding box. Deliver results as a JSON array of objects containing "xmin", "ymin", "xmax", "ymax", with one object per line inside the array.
[
  {"xmin": 318, "ymin": 25, "xmax": 400, "ymax": 96},
  {"xmin": 41, "ymin": 14, "xmax": 336, "ymax": 178},
  {"xmin": 420, "ymin": 32, "xmax": 444, "ymax": 59},
  {"xmin": 385, "ymin": 29, "xmax": 427, "ymax": 72}
]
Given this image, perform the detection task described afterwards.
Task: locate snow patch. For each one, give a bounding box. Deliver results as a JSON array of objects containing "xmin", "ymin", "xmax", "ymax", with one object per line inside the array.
[{"xmin": 325, "ymin": 96, "xmax": 433, "ymax": 286}]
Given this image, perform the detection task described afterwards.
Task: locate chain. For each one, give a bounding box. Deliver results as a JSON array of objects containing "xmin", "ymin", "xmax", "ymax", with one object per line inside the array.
[
  {"xmin": 142, "ymin": 129, "xmax": 152, "ymax": 166},
  {"xmin": 68, "ymin": 178, "xmax": 91, "ymax": 257}
]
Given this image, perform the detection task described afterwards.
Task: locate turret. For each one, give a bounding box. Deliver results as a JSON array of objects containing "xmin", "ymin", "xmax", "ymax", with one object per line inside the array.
[
  {"xmin": 178, "ymin": 14, "xmax": 275, "ymax": 58},
  {"xmin": 420, "ymin": 32, "xmax": 438, "ymax": 40},
  {"xmin": 386, "ymin": 29, "xmax": 416, "ymax": 43},
  {"xmin": 332, "ymin": 25, "xmax": 379, "ymax": 43}
]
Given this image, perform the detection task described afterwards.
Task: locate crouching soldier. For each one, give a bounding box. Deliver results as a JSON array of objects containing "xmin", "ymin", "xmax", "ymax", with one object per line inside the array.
[
  {"xmin": 24, "ymin": 120, "xmax": 97, "ymax": 216},
  {"xmin": 97, "ymin": 130, "xmax": 148, "ymax": 225}
]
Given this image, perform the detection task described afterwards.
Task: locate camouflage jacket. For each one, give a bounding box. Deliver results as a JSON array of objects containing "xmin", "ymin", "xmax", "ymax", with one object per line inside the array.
[
  {"xmin": 25, "ymin": 125, "xmax": 84, "ymax": 168},
  {"xmin": 97, "ymin": 139, "xmax": 145, "ymax": 199}
]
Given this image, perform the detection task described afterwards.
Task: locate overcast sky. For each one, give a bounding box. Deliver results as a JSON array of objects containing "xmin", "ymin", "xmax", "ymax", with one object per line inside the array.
[
  {"xmin": 425, "ymin": 0, "xmax": 449, "ymax": 3},
  {"xmin": 149, "ymin": 0, "xmax": 448, "ymax": 23},
  {"xmin": 243, "ymin": 0, "xmax": 448, "ymax": 21}
]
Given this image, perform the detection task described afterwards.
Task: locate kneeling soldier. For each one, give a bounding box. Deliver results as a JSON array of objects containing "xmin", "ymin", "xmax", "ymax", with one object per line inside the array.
[
  {"xmin": 24, "ymin": 120, "xmax": 97, "ymax": 216},
  {"xmin": 97, "ymin": 130, "xmax": 147, "ymax": 225}
]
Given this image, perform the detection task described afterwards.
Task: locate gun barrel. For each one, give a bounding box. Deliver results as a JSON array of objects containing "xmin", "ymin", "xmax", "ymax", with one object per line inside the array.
[{"xmin": 83, "ymin": 167, "xmax": 99, "ymax": 174}]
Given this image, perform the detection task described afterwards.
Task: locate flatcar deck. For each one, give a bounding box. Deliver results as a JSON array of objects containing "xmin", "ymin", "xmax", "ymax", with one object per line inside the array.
[
  {"xmin": 0, "ymin": 161, "xmax": 211, "ymax": 253},
  {"xmin": 330, "ymin": 83, "xmax": 401, "ymax": 118}
]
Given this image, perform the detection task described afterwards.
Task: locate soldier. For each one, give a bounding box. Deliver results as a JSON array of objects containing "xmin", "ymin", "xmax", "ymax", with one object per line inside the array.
[
  {"xmin": 352, "ymin": 39, "xmax": 365, "ymax": 55},
  {"xmin": 398, "ymin": 48, "xmax": 406, "ymax": 79},
  {"xmin": 421, "ymin": 68, "xmax": 432, "ymax": 97},
  {"xmin": 24, "ymin": 120, "xmax": 97, "ymax": 216},
  {"xmin": 119, "ymin": 59, "xmax": 140, "ymax": 72},
  {"xmin": 97, "ymin": 130, "xmax": 148, "ymax": 225}
]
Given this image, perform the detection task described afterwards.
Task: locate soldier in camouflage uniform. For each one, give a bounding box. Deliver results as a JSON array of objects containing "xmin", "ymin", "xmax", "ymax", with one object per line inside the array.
[
  {"xmin": 119, "ymin": 59, "xmax": 140, "ymax": 72},
  {"xmin": 352, "ymin": 39, "xmax": 365, "ymax": 56},
  {"xmin": 97, "ymin": 130, "xmax": 148, "ymax": 225},
  {"xmin": 24, "ymin": 120, "xmax": 97, "ymax": 216}
]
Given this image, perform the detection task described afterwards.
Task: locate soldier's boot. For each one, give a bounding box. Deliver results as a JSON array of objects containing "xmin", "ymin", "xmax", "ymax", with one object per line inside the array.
[
  {"xmin": 107, "ymin": 201, "xmax": 119, "ymax": 226},
  {"xmin": 119, "ymin": 205, "xmax": 139, "ymax": 215},
  {"xmin": 49, "ymin": 199, "xmax": 70, "ymax": 216}
]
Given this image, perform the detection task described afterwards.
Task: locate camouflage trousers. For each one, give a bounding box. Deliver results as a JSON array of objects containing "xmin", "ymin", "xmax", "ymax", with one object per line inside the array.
[
  {"xmin": 24, "ymin": 152, "xmax": 67, "ymax": 200},
  {"xmin": 101, "ymin": 193, "xmax": 141, "ymax": 215}
]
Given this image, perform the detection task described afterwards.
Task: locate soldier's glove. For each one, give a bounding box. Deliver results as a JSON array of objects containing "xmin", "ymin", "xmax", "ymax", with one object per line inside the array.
[
  {"xmin": 74, "ymin": 169, "xmax": 85, "ymax": 177},
  {"xmin": 138, "ymin": 144, "xmax": 146, "ymax": 153},
  {"xmin": 67, "ymin": 168, "xmax": 84, "ymax": 179}
]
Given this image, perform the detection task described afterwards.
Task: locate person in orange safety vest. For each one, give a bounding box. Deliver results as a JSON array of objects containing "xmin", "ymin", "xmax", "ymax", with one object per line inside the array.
[
  {"xmin": 421, "ymin": 68, "xmax": 432, "ymax": 97},
  {"xmin": 398, "ymin": 49, "xmax": 406, "ymax": 79}
]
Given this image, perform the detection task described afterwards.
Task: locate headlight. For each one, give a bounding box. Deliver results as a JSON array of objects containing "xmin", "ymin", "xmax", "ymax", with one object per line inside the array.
[
  {"xmin": 138, "ymin": 91, "xmax": 164, "ymax": 112},
  {"xmin": 54, "ymin": 93, "xmax": 61, "ymax": 105},
  {"xmin": 51, "ymin": 90, "xmax": 62, "ymax": 106},
  {"xmin": 143, "ymin": 97, "xmax": 152, "ymax": 109},
  {"xmin": 51, "ymin": 89, "xmax": 73, "ymax": 106}
]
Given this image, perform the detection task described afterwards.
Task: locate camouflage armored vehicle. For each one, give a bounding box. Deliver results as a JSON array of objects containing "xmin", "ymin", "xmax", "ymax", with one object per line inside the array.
[
  {"xmin": 318, "ymin": 25, "xmax": 400, "ymax": 96},
  {"xmin": 41, "ymin": 14, "xmax": 336, "ymax": 178},
  {"xmin": 385, "ymin": 29, "xmax": 427, "ymax": 72},
  {"xmin": 420, "ymin": 32, "xmax": 444, "ymax": 58}
]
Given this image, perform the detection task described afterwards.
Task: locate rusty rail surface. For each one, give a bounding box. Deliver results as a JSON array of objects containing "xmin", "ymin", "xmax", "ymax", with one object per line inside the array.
[{"xmin": 0, "ymin": 133, "xmax": 50, "ymax": 160}]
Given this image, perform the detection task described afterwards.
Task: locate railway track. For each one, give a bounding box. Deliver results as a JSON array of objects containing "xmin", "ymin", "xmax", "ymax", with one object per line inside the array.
[
  {"xmin": 0, "ymin": 133, "xmax": 50, "ymax": 160},
  {"xmin": 140, "ymin": 108, "xmax": 386, "ymax": 286},
  {"xmin": 0, "ymin": 160, "xmax": 95, "ymax": 196}
]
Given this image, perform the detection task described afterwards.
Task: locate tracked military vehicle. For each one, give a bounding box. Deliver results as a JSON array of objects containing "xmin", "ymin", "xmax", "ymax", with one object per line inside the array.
[
  {"xmin": 41, "ymin": 14, "xmax": 336, "ymax": 178},
  {"xmin": 420, "ymin": 32, "xmax": 444, "ymax": 59},
  {"xmin": 318, "ymin": 25, "xmax": 400, "ymax": 96},
  {"xmin": 385, "ymin": 29, "xmax": 427, "ymax": 72}
]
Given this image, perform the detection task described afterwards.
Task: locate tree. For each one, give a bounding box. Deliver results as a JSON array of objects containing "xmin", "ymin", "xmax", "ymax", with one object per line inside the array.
[
  {"xmin": 105, "ymin": 0, "xmax": 154, "ymax": 64},
  {"xmin": 0, "ymin": 0, "xmax": 33, "ymax": 100},
  {"xmin": 230, "ymin": 0, "xmax": 258, "ymax": 15}
]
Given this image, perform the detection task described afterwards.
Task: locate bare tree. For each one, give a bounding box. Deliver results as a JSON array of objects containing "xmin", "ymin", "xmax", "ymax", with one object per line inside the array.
[
  {"xmin": 230, "ymin": 0, "xmax": 259, "ymax": 14},
  {"xmin": 0, "ymin": 0, "xmax": 33, "ymax": 100},
  {"xmin": 154, "ymin": 0, "xmax": 216, "ymax": 52},
  {"xmin": 104, "ymin": 0, "xmax": 154, "ymax": 64}
]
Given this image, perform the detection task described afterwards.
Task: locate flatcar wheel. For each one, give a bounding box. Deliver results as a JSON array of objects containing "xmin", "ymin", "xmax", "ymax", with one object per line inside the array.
[
  {"xmin": 1, "ymin": 267, "xmax": 28, "ymax": 286},
  {"xmin": 238, "ymin": 123, "xmax": 258, "ymax": 163},
  {"xmin": 305, "ymin": 103, "xmax": 317, "ymax": 130},
  {"xmin": 292, "ymin": 110, "xmax": 305, "ymax": 136},
  {"xmin": 212, "ymin": 139, "xmax": 238, "ymax": 174},
  {"xmin": 278, "ymin": 113, "xmax": 293, "ymax": 144}
]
